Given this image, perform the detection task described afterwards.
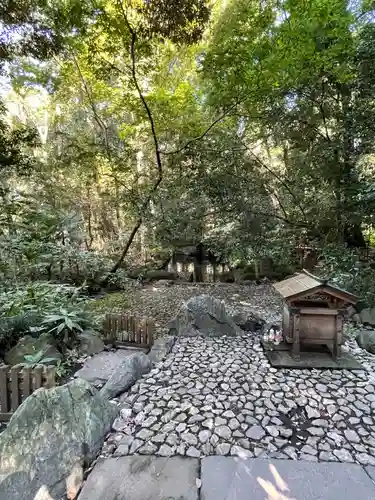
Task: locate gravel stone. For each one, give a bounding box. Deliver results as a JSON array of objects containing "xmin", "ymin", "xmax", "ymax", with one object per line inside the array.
[
  {"xmin": 186, "ymin": 446, "xmax": 201, "ymax": 458},
  {"xmin": 199, "ymin": 430, "xmax": 211, "ymax": 443},
  {"xmin": 334, "ymin": 449, "xmax": 354, "ymax": 462},
  {"xmin": 344, "ymin": 429, "xmax": 361, "ymax": 443},
  {"xmin": 246, "ymin": 425, "xmax": 266, "ymax": 441},
  {"xmin": 158, "ymin": 444, "xmax": 174, "ymax": 456},
  {"xmin": 215, "ymin": 425, "xmax": 232, "ymax": 440},
  {"xmin": 216, "ymin": 443, "xmax": 231, "ymax": 455},
  {"xmin": 98, "ymin": 288, "xmax": 375, "ymax": 466}
]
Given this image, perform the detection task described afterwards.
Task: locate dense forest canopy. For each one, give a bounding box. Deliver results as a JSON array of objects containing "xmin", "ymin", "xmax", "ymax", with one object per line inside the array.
[{"xmin": 1, "ymin": 0, "xmax": 375, "ymax": 299}]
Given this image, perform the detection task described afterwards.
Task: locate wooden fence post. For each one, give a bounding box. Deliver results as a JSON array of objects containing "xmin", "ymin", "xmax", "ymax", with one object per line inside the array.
[
  {"xmin": 10, "ymin": 365, "xmax": 21, "ymax": 412},
  {"xmin": 0, "ymin": 365, "xmax": 9, "ymax": 416}
]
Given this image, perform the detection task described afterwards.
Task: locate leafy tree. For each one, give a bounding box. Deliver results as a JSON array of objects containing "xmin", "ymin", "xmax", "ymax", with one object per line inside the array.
[{"xmin": 203, "ymin": 0, "xmax": 375, "ymax": 247}]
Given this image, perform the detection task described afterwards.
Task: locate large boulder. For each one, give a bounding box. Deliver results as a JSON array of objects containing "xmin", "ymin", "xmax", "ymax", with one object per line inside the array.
[
  {"xmin": 100, "ymin": 352, "xmax": 151, "ymax": 400},
  {"xmin": 148, "ymin": 336, "xmax": 176, "ymax": 364},
  {"xmin": 359, "ymin": 308, "xmax": 375, "ymax": 326},
  {"xmin": 4, "ymin": 332, "xmax": 62, "ymax": 366},
  {"xmin": 356, "ymin": 329, "xmax": 375, "ymax": 354},
  {"xmin": 77, "ymin": 330, "xmax": 105, "ymax": 356},
  {"xmin": 231, "ymin": 311, "xmax": 265, "ymax": 331},
  {"xmin": 168, "ymin": 295, "xmax": 242, "ymax": 337},
  {"xmin": 75, "ymin": 350, "xmax": 136, "ymax": 388},
  {"xmin": 0, "ymin": 378, "xmax": 117, "ymax": 500}
]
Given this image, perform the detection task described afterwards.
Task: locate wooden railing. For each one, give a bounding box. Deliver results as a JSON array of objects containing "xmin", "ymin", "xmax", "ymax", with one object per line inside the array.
[
  {"xmin": 0, "ymin": 364, "xmax": 56, "ymax": 422},
  {"xmin": 102, "ymin": 313, "xmax": 154, "ymax": 349}
]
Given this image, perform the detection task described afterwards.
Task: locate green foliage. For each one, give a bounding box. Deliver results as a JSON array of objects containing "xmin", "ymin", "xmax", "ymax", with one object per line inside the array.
[
  {"xmin": 42, "ymin": 308, "xmax": 89, "ymax": 345},
  {"xmin": 315, "ymin": 244, "xmax": 375, "ymax": 306},
  {"xmin": 86, "ymin": 292, "xmax": 129, "ymax": 315},
  {"xmin": 0, "ymin": 101, "xmax": 39, "ymax": 173},
  {"xmin": 140, "ymin": 0, "xmax": 211, "ymax": 44},
  {"xmin": 22, "ymin": 348, "xmax": 60, "ymax": 368},
  {"xmin": 0, "ymin": 282, "xmax": 92, "ymax": 356},
  {"xmin": 53, "ymin": 347, "xmax": 80, "ymax": 380},
  {"xmin": 2, "ymin": 0, "xmax": 375, "ymax": 332}
]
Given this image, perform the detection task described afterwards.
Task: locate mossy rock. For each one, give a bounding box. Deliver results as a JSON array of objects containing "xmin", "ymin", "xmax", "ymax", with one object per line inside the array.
[
  {"xmin": 77, "ymin": 330, "xmax": 105, "ymax": 356},
  {"xmin": 356, "ymin": 330, "xmax": 375, "ymax": 354},
  {"xmin": 4, "ymin": 332, "xmax": 62, "ymax": 366}
]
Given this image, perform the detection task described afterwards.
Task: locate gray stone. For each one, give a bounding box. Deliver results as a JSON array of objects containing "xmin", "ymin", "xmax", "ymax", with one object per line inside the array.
[
  {"xmin": 301, "ymin": 444, "xmax": 317, "ymax": 456},
  {"xmin": 199, "ymin": 430, "xmax": 211, "ymax": 444},
  {"xmin": 142, "ymin": 416, "xmax": 157, "ymax": 428},
  {"xmin": 215, "ymin": 425, "xmax": 232, "ymax": 440},
  {"xmin": 216, "ymin": 443, "xmax": 231, "ymax": 455},
  {"xmin": 181, "ymin": 433, "xmax": 198, "ymax": 446},
  {"xmin": 136, "ymin": 429, "xmax": 154, "ymax": 440},
  {"xmin": 76, "ymin": 350, "xmax": 138, "ymax": 386},
  {"xmin": 121, "ymin": 407, "xmax": 132, "ymax": 419},
  {"xmin": 203, "ymin": 418, "xmax": 214, "ymax": 429},
  {"xmin": 186, "ymin": 446, "xmax": 201, "ymax": 458},
  {"xmin": 319, "ymin": 451, "xmax": 337, "ymax": 462},
  {"xmin": 148, "ymin": 336, "xmax": 176, "ymax": 364},
  {"xmin": 265, "ymin": 426, "xmax": 279, "ymax": 437},
  {"xmin": 356, "ymin": 453, "xmax": 375, "ymax": 466},
  {"xmin": 112, "ymin": 416, "xmax": 127, "ymax": 432},
  {"xmin": 152, "ymin": 434, "xmax": 166, "ymax": 444},
  {"xmin": 230, "ymin": 446, "xmax": 253, "ymax": 458},
  {"xmin": 306, "ymin": 406, "xmax": 320, "ymax": 419},
  {"xmin": 210, "ymin": 434, "xmax": 219, "ymax": 447},
  {"xmin": 0, "ymin": 379, "xmax": 117, "ymax": 500},
  {"xmin": 333, "ymin": 449, "xmax": 354, "ymax": 462},
  {"xmin": 158, "ymin": 444, "xmax": 174, "ymax": 457},
  {"xmin": 215, "ymin": 416, "xmax": 227, "ymax": 426},
  {"xmin": 356, "ymin": 330, "xmax": 375, "ymax": 354},
  {"xmin": 246, "ymin": 426, "xmax": 265, "ymax": 441},
  {"xmin": 231, "ymin": 311, "xmax": 264, "ymax": 332},
  {"xmin": 100, "ymin": 352, "xmax": 151, "ymax": 399},
  {"xmin": 279, "ymin": 428, "xmax": 293, "ymax": 438},
  {"xmin": 168, "ymin": 295, "xmax": 242, "ymax": 337},
  {"xmin": 359, "ymin": 308, "xmax": 375, "ymax": 326},
  {"xmin": 130, "ymin": 439, "xmax": 143, "ymax": 453},
  {"xmin": 223, "ymin": 410, "xmax": 236, "ymax": 419},
  {"xmin": 344, "ymin": 429, "xmax": 361, "ymax": 443},
  {"xmin": 312, "ymin": 419, "xmax": 328, "ymax": 428},
  {"xmin": 307, "ymin": 427, "xmax": 324, "ymax": 437},
  {"xmin": 201, "ymin": 457, "xmax": 375, "ymax": 500},
  {"xmin": 228, "ymin": 418, "xmax": 240, "ymax": 430},
  {"xmin": 78, "ymin": 456, "xmax": 199, "ymax": 500},
  {"xmin": 138, "ymin": 442, "xmax": 158, "ymax": 455},
  {"xmin": 77, "ymin": 330, "xmax": 105, "ymax": 356},
  {"xmin": 166, "ymin": 434, "xmax": 179, "ymax": 446}
]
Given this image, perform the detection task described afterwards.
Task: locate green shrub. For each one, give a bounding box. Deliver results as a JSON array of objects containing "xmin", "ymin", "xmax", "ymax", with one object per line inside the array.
[
  {"xmin": 315, "ymin": 244, "xmax": 375, "ymax": 307},
  {"xmin": 0, "ymin": 282, "xmax": 93, "ymax": 357}
]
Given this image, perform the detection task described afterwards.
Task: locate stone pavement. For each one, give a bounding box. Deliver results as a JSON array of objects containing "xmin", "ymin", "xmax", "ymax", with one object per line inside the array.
[
  {"xmin": 78, "ymin": 456, "xmax": 375, "ymax": 499},
  {"xmin": 102, "ymin": 335, "xmax": 375, "ymax": 464}
]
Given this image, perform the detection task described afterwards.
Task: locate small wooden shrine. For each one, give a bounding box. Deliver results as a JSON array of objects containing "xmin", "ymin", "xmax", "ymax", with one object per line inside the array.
[{"xmin": 273, "ymin": 270, "xmax": 357, "ymax": 359}]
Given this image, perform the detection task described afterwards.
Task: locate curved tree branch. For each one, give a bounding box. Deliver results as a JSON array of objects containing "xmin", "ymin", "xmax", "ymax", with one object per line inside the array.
[
  {"xmin": 160, "ymin": 103, "xmax": 238, "ymax": 156},
  {"xmin": 104, "ymin": 0, "xmax": 164, "ymax": 277}
]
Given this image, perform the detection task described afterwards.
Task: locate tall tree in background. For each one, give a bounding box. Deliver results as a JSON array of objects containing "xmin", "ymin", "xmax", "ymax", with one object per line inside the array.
[{"xmin": 203, "ymin": 0, "xmax": 375, "ymax": 246}]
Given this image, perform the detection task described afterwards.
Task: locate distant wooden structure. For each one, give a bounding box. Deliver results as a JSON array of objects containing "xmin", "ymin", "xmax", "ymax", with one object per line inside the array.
[
  {"xmin": 102, "ymin": 313, "xmax": 154, "ymax": 350},
  {"xmin": 273, "ymin": 270, "xmax": 357, "ymax": 359},
  {"xmin": 0, "ymin": 364, "xmax": 56, "ymax": 422}
]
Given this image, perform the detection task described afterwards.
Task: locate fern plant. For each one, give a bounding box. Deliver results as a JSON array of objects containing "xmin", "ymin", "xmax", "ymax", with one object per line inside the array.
[
  {"xmin": 22, "ymin": 348, "xmax": 60, "ymax": 368},
  {"xmin": 42, "ymin": 308, "xmax": 89, "ymax": 346}
]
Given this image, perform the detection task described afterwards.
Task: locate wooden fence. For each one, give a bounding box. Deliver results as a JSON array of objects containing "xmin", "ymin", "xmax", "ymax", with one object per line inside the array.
[
  {"xmin": 0, "ymin": 364, "xmax": 56, "ymax": 422},
  {"xmin": 102, "ymin": 313, "xmax": 154, "ymax": 349}
]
